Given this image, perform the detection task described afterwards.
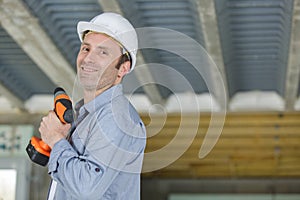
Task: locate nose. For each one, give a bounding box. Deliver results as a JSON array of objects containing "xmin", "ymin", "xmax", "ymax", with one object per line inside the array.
[{"xmin": 82, "ymin": 51, "xmax": 95, "ymax": 64}]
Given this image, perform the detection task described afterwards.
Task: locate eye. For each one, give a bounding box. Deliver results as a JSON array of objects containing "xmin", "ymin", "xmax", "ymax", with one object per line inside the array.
[
  {"xmin": 99, "ymin": 49, "xmax": 108, "ymax": 55},
  {"xmin": 81, "ymin": 46, "xmax": 89, "ymax": 52}
]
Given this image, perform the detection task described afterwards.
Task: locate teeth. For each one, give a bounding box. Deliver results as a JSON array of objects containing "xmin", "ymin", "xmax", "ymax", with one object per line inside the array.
[{"xmin": 82, "ymin": 67, "xmax": 97, "ymax": 72}]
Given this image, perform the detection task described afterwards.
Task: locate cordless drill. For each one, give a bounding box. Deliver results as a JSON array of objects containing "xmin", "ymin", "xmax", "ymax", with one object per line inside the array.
[{"xmin": 26, "ymin": 87, "xmax": 74, "ymax": 166}]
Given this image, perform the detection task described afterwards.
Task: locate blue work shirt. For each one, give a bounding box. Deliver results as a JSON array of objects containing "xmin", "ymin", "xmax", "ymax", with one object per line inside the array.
[{"xmin": 48, "ymin": 84, "xmax": 147, "ymax": 199}]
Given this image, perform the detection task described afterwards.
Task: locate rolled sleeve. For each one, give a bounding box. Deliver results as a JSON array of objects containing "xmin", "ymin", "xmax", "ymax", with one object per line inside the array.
[
  {"xmin": 47, "ymin": 136, "xmax": 108, "ymax": 199},
  {"xmin": 48, "ymin": 139, "xmax": 73, "ymax": 173}
]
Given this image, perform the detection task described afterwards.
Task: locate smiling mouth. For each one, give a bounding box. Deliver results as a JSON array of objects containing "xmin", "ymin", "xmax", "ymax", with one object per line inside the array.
[{"xmin": 81, "ymin": 67, "xmax": 98, "ymax": 72}]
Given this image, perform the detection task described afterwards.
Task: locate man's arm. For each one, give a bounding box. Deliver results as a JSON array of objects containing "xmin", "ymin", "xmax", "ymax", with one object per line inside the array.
[
  {"xmin": 48, "ymin": 138, "xmax": 122, "ymax": 199},
  {"xmin": 47, "ymin": 120, "xmax": 143, "ymax": 199}
]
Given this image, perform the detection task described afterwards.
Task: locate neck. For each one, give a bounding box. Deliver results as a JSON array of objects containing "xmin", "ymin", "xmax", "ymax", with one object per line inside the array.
[
  {"xmin": 83, "ymin": 84, "xmax": 120, "ymax": 104},
  {"xmin": 83, "ymin": 86, "xmax": 106, "ymax": 104}
]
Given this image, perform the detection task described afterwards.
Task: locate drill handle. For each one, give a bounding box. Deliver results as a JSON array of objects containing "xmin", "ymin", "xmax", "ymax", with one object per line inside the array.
[{"xmin": 54, "ymin": 94, "xmax": 74, "ymax": 124}]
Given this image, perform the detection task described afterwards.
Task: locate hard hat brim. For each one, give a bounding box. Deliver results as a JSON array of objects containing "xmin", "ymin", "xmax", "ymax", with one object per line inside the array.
[{"xmin": 77, "ymin": 21, "xmax": 117, "ymax": 42}]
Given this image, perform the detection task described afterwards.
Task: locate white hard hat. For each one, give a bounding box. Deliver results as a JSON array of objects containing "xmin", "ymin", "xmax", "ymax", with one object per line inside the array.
[{"xmin": 77, "ymin": 12, "xmax": 138, "ymax": 72}]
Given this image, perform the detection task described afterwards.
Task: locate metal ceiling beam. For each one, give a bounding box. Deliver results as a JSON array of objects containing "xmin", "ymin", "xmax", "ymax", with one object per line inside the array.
[
  {"xmin": 0, "ymin": 84, "xmax": 25, "ymax": 111},
  {"xmin": 285, "ymin": 0, "xmax": 300, "ymax": 111},
  {"xmin": 98, "ymin": 0, "xmax": 165, "ymax": 105},
  {"xmin": 97, "ymin": 0, "xmax": 123, "ymax": 14},
  {"xmin": 0, "ymin": 0, "xmax": 76, "ymax": 95},
  {"xmin": 195, "ymin": 0, "xmax": 229, "ymax": 109}
]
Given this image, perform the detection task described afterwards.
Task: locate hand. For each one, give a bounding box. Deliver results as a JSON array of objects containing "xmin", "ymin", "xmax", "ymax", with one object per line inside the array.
[{"xmin": 39, "ymin": 110, "xmax": 71, "ymax": 148}]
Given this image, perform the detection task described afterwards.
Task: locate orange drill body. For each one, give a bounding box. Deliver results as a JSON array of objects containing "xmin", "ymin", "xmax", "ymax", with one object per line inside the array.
[{"xmin": 26, "ymin": 87, "xmax": 74, "ymax": 166}]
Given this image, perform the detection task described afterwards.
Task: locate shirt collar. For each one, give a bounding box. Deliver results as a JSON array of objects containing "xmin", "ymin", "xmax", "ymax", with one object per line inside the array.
[{"xmin": 75, "ymin": 84, "xmax": 124, "ymax": 115}]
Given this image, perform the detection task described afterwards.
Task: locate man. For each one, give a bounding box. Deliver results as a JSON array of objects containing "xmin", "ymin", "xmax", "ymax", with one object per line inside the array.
[{"xmin": 39, "ymin": 12, "xmax": 146, "ymax": 199}]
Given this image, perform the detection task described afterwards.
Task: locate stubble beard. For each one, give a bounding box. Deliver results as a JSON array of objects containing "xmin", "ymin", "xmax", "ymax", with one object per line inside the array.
[{"xmin": 78, "ymin": 65, "xmax": 118, "ymax": 93}]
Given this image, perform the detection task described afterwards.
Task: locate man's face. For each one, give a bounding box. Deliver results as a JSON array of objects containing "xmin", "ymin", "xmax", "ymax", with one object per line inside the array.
[{"xmin": 77, "ymin": 32, "xmax": 123, "ymax": 92}]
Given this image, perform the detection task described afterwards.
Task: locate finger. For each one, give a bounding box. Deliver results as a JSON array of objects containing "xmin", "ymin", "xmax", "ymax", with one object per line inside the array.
[
  {"xmin": 42, "ymin": 116, "xmax": 47, "ymax": 122},
  {"xmin": 49, "ymin": 111, "xmax": 60, "ymax": 122},
  {"xmin": 64, "ymin": 124, "xmax": 72, "ymax": 131},
  {"xmin": 49, "ymin": 110, "xmax": 56, "ymax": 115},
  {"xmin": 38, "ymin": 126, "xmax": 42, "ymax": 134}
]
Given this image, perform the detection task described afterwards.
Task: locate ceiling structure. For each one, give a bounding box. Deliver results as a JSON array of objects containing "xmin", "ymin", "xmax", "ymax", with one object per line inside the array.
[
  {"xmin": 0, "ymin": 0, "xmax": 300, "ymax": 113},
  {"xmin": 1, "ymin": 0, "xmax": 300, "ymax": 194}
]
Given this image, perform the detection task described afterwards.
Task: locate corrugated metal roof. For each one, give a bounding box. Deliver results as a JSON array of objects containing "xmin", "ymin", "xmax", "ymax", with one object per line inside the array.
[
  {"xmin": 215, "ymin": 0, "xmax": 293, "ymax": 97},
  {"xmin": 0, "ymin": 0, "xmax": 299, "ymax": 110},
  {"xmin": 0, "ymin": 26, "xmax": 55, "ymax": 100},
  {"xmin": 23, "ymin": 0, "xmax": 102, "ymax": 69}
]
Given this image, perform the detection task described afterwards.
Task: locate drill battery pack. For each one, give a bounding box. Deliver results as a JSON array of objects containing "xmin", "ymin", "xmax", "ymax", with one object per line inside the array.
[{"xmin": 26, "ymin": 136, "xmax": 51, "ymax": 166}]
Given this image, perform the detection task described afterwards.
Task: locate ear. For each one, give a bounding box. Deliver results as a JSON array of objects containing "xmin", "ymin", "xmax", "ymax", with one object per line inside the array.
[{"xmin": 117, "ymin": 61, "xmax": 131, "ymax": 78}]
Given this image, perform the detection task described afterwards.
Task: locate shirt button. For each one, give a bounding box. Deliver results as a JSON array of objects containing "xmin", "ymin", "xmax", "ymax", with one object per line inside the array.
[{"xmin": 95, "ymin": 168, "xmax": 100, "ymax": 172}]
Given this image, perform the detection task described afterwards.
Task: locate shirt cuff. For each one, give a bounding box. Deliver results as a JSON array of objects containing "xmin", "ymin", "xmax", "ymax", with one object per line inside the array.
[{"xmin": 48, "ymin": 139, "xmax": 72, "ymax": 174}]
